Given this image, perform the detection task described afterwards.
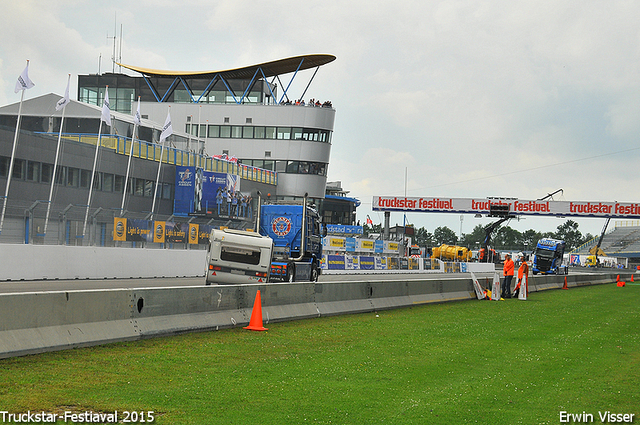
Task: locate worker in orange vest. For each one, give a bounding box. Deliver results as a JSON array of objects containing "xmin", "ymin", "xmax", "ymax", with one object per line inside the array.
[
  {"xmin": 502, "ymin": 253, "xmax": 515, "ymax": 298},
  {"xmin": 513, "ymin": 254, "xmax": 529, "ymax": 298}
]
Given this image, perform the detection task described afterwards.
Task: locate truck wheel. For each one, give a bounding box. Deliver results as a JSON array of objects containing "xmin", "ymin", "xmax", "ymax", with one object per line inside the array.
[
  {"xmin": 310, "ymin": 266, "xmax": 319, "ymax": 282},
  {"xmin": 286, "ymin": 265, "xmax": 295, "ymax": 282}
]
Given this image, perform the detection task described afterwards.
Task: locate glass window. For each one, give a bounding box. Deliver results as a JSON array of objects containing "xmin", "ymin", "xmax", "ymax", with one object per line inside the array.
[
  {"xmin": 0, "ymin": 156, "xmax": 8, "ymax": 177},
  {"xmin": 292, "ymin": 128, "xmax": 303, "ymax": 140},
  {"xmin": 114, "ymin": 175, "xmax": 124, "ymax": 193},
  {"xmin": 12, "ymin": 159, "xmax": 25, "ymax": 180},
  {"xmin": 173, "ymin": 89, "xmax": 192, "ymax": 103},
  {"xmin": 162, "ymin": 183, "xmax": 172, "ymax": 199},
  {"xmin": 231, "ymin": 126, "xmax": 243, "ymax": 138},
  {"xmin": 275, "ymin": 161, "xmax": 287, "ymax": 173},
  {"xmin": 135, "ymin": 178, "xmax": 145, "ymax": 196},
  {"xmin": 41, "ymin": 163, "xmax": 53, "ymax": 183},
  {"xmin": 103, "ymin": 173, "xmax": 114, "ymax": 192},
  {"xmin": 318, "ymin": 163, "xmax": 327, "ymax": 176},
  {"xmin": 80, "ymin": 169, "xmax": 90, "ymax": 188},
  {"xmin": 254, "ymin": 127, "xmax": 265, "ymax": 139},
  {"xmin": 144, "ymin": 180, "xmax": 153, "ymax": 197},
  {"xmin": 208, "ymin": 125, "xmax": 220, "ymax": 138},
  {"xmin": 66, "ymin": 168, "xmax": 79, "ymax": 187},
  {"xmin": 220, "ymin": 126, "xmax": 231, "ymax": 138},
  {"xmin": 242, "ymin": 126, "xmax": 253, "ymax": 138},
  {"xmin": 26, "ymin": 161, "xmax": 40, "ymax": 182},
  {"xmin": 277, "ymin": 127, "xmax": 291, "ymax": 140},
  {"xmin": 299, "ymin": 162, "xmax": 310, "ymax": 174},
  {"xmin": 263, "ymin": 160, "xmax": 274, "ymax": 171},
  {"xmin": 55, "ymin": 166, "xmax": 66, "ymax": 185},
  {"xmin": 286, "ymin": 161, "xmax": 298, "ymax": 173},
  {"xmin": 253, "ymin": 160, "xmax": 264, "ymax": 169},
  {"xmin": 92, "ymin": 171, "xmax": 102, "ymax": 191},
  {"xmin": 265, "ymin": 127, "xmax": 276, "ymax": 139}
]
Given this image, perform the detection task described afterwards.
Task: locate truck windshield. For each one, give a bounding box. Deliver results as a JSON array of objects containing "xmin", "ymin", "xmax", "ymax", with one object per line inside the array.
[{"xmin": 534, "ymin": 248, "xmax": 555, "ymax": 259}]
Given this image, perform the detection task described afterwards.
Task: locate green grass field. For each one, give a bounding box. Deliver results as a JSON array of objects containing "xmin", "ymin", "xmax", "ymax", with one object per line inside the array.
[{"xmin": 1, "ymin": 283, "xmax": 638, "ymax": 424}]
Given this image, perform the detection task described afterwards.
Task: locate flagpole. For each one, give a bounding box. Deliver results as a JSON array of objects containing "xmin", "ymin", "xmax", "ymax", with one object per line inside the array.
[
  {"xmin": 150, "ymin": 139, "xmax": 165, "ymax": 221},
  {"xmin": 83, "ymin": 119, "xmax": 103, "ymax": 240},
  {"xmin": 151, "ymin": 108, "xmax": 172, "ymax": 221},
  {"xmin": 44, "ymin": 74, "xmax": 71, "ymax": 237},
  {"xmin": 121, "ymin": 96, "xmax": 140, "ymax": 216},
  {"xmin": 0, "ymin": 89, "xmax": 26, "ymax": 234}
]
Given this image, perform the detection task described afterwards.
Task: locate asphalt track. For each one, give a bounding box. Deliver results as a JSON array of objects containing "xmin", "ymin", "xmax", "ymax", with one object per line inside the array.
[{"xmin": 0, "ymin": 266, "xmax": 614, "ymax": 294}]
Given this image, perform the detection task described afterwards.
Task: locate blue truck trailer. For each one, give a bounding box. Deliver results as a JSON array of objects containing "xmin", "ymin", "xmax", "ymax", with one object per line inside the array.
[
  {"xmin": 532, "ymin": 237, "xmax": 568, "ymax": 275},
  {"xmin": 258, "ymin": 198, "xmax": 323, "ymax": 282}
]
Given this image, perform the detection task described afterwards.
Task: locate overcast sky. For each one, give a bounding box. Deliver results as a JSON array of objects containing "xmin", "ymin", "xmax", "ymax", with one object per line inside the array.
[{"xmin": 2, "ymin": 0, "xmax": 639, "ymax": 239}]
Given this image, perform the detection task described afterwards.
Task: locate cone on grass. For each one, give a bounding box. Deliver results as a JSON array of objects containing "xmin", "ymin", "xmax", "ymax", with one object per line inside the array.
[
  {"xmin": 244, "ymin": 290, "xmax": 268, "ymax": 331},
  {"xmin": 562, "ymin": 276, "xmax": 568, "ymax": 290},
  {"xmin": 616, "ymin": 275, "xmax": 626, "ymax": 287},
  {"xmin": 631, "ymin": 274, "xmax": 634, "ymax": 283}
]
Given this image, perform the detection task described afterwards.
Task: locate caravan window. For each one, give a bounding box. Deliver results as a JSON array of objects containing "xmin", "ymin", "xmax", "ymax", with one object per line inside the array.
[{"xmin": 220, "ymin": 246, "xmax": 261, "ymax": 265}]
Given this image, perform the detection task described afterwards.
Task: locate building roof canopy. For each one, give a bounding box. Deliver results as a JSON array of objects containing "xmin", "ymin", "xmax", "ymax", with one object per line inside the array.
[{"xmin": 116, "ymin": 54, "xmax": 336, "ymax": 80}]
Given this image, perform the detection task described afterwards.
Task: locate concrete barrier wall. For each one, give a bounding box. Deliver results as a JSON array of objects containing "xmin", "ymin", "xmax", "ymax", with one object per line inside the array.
[
  {"xmin": 0, "ymin": 272, "xmax": 619, "ymax": 359},
  {"xmin": 0, "ymin": 244, "xmax": 208, "ymax": 280}
]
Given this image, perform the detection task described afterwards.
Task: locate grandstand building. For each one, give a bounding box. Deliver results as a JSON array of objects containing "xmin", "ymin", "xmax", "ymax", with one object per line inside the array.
[{"xmin": 0, "ymin": 54, "xmax": 360, "ymax": 246}]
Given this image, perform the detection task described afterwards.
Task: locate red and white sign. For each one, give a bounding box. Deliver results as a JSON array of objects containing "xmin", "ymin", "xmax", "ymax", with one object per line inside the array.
[
  {"xmin": 272, "ymin": 216, "xmax": 292, "ymax": 236},
  {"xmin": 372, "ymin": 196, "xmax": 640, "ymax": 219}
]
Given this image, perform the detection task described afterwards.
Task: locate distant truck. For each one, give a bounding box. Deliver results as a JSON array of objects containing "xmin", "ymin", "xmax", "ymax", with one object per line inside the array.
[
  {"xmin": 532, "ymin": 237, "xmax": 568, "ymax": 275},
  {"xmin": 206, "ymin": 194, "xmax": 324, "ymax": 284}
]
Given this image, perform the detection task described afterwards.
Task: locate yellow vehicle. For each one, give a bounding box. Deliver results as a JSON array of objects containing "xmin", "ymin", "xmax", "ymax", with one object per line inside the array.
[
  {"xmin": 431, "ymin": 244, "xmax": 472, "ymax": 262},
  {"xmin": 585, "ymin": 255, "xmax": 599, "ymax": 267}
]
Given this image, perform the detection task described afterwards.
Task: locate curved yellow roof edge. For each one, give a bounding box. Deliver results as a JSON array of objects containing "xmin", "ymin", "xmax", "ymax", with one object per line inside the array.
[{"xmin": 116, "ymin": 54, "xmax": 336, "ymax": 78}]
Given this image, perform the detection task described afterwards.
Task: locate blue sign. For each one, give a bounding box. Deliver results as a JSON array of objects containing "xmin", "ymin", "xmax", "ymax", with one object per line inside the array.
[
  {"xmin": 174, "ymin": 166, "xmax": 239, "ymax": 216},
  {"xmin": 360, "ymin": 256, "xmax": 375, "ymax": 270},
  {"xmin": 325, "ymin": 224, "xmax": 363, "ymax": 235},
  {"xmin": 327, "ymin": 255, "xmax": 345, "ymax": 270},
  {"xmin": 345, "ymin": 238, "xmax": 356, "ymax": 252}
]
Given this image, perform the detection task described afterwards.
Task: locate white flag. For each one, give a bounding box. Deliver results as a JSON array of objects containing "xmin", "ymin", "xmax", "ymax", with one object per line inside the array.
[
  {"xmin": 55, "ymin": 75, "xmax": 71, "ymax": 111},
  {"xmin": 133, "ymin": 97, "xmax": 141, "ymax": 126},
  {"xmin": 15, "ymin": 62, "xmax": 35, "ymax": 93},
  {"xmin": 101, "ymin": 88, "xmax": 111, "ymax": 126},
  {"xmin": 160, "ymin": 110, "xmax": 172, "ymax": 143}
]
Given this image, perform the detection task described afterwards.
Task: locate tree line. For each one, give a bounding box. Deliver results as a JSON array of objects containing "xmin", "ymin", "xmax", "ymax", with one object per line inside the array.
[{"xmin": 363, "ymin": 219, "xmax": 594, "ymax": 252}]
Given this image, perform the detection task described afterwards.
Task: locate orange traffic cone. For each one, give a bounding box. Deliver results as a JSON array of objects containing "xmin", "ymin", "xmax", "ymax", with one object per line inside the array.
[
  {"xmin": 562, "ymin": 276, "xmax": 568, "ymax": 290},
  {"xmin": 631, "ymin": 274, "xmax": 635, "ymax": 283},
  {"xmin": 616, "ymin": 275, "xmax": 625, "ymax": 287},
  {"xmin": 244, "ymin": 290, "xmax": 268, "ymax": 331}
]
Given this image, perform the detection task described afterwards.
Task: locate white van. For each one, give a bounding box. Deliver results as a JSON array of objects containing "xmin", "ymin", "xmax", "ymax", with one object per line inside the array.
[{"xmin": 205, "ymin": 228, "xmax": 273, "ymax": 285}]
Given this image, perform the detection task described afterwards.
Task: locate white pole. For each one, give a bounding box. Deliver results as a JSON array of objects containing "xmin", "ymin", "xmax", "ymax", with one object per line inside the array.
[
  {"xmin": 121, "ymin": 97, "xmax": 140, "ymax": 216},
  {"xmin": 43, "ymin": 77, "xmax": 70, "ymax": 236},
  {"xmin": 0, "ymin": 89, "xmax": 26, "ymax": 234},
  {"xmin": 150, "ymin": 139, "xmax": 165, "ymax": 221},
  {"xmin": 82, "ymin": 119, "xmax": 104, "ymax": 240}
]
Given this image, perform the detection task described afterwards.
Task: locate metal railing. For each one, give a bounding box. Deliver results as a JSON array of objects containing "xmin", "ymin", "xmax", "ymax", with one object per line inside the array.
[{"xmin": 37, "ymin": 132, "xmax": 278, "ymax": 186}]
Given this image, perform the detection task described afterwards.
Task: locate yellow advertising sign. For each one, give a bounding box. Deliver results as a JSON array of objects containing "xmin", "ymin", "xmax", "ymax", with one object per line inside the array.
[
  {"xmin": 113, "ymin": 217, "xmax": 127, "ymax": 241},
  {"xmin": 153, "ymin": 221, "xmax": 166, "ymax": 244},
  {"xmin": 188, "ymin": 223, "xmax": 199, "ymax": 244},
  {"xmin": 388, "ymin": 242, "xmax": 399, "ymax": 251},
  {"xmin": 360, "ymin": 240, "xmax": 374, "ymax": 249},
  {"xmin": 330, "ymin": 238, "xmax": 345, "ymax": 248}
]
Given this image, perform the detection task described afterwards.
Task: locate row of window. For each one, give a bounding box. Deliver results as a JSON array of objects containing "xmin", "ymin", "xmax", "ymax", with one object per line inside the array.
[
  {"xmin": 0, "ymin": 156, "xmax": 173, "ymax": 199},
  {"xmin": 186, "ymin": 124, "xmax": 331, "ymax": 143},
  {"xmin": 240, "ymin": 159, "xmax": 327, "ymax": 176}
]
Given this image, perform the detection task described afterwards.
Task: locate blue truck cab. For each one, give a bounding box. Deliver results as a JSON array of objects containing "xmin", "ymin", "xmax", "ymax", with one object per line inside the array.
[
  {"xmin": 532, "ymin": 237, "xmax": 568, "ymax": 275},
  {"xmin": 259, "ymin": 202, "xmax": 323, "ymax": 282}
]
